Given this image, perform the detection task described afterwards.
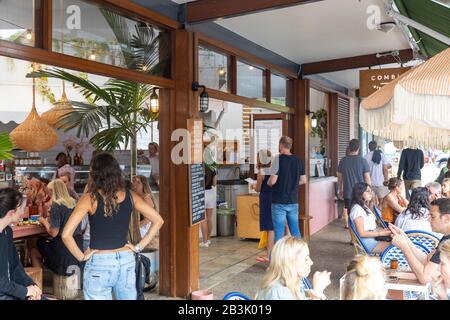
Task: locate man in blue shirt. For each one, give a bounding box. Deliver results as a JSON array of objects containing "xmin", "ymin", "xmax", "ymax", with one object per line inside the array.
[{"xmin": 268, "ymin": 136, "xmax": 306, "ymax": 243}]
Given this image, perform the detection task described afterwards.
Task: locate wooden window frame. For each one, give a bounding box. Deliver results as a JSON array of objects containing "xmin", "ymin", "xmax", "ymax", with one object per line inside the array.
[{"xmin": 0, "ymin": 0, "xmax": 177, "ymax": 88}]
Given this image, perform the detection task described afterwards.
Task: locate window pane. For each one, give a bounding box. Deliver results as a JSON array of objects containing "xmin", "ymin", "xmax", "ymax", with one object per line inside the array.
[
  {"xmin": 271, "ymin": 73, "xmax": 287, "ymax": 106},
  {"xmin": 237, "ymin": 60, "xmax": 265, "ymax": 100},
  {"xmin": 199, "ymin": 46, "xmax": 230, "ymax": 92},
  {"xmin": 0, "ymin": 0, "xmax": 40, "ymax": 47},
  {"xmin": 52, "ymin": 0, "xmax": 171, "ymax": 77}
]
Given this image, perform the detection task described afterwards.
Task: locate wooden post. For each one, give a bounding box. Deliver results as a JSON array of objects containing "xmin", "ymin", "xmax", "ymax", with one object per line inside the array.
[
  {"xmin": 158, "ymin": 30, "xmax": 199, "ymax": 297},
  {"xmin": 328, "ymin": 93, "xmax": 339, "ymax": 177},
  {"xmin": 292, "ymin": 79, "xmax": 311, "ymax": 240}
]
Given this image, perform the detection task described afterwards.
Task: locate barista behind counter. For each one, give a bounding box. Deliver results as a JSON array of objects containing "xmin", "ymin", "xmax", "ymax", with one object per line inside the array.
[{"xmin": 53, "ymin": 152, "xmax": 76, "ymax": 190}]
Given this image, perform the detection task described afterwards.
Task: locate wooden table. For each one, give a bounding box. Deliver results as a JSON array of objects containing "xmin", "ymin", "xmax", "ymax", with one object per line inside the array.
[
  {"xmin": 339, "ymin": 271, "xmax": 431, "ymax": 300},
  {"xmin": 13, "ymin": 225, "xmax": 46, "ymax": 239}
]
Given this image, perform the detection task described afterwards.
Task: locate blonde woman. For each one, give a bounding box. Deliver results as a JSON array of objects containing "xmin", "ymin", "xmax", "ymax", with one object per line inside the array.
[
  {"xmin": 431, "ymin": 239, "xmax": 450, "ymax": 300},
  {"xmin": 256, "ymin": 236, "xmax": 331, "ymax": 300},
  {"xmin": 441, "ymin": 178, "xmax": 450, "ymax": 198},
  {"xmin": 132, "ymin": 175, "xmax": 158, "ymax": 238},
  {"xmin": 30, "ymin": 179, "xmax": 83, "ymax": 275},
  {"xmin": 341, "ymin": 255, "xmax": 387, "ymax": 300}
]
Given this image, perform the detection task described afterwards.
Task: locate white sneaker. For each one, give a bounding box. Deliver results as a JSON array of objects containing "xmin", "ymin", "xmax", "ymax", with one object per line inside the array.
[
  {"xmin": 206, "ymin": 240, "xmax": 211, "ymax": 246},
  {"xmin": 199, "ymin": 241, "xmax": 209, "ymax": 248}
]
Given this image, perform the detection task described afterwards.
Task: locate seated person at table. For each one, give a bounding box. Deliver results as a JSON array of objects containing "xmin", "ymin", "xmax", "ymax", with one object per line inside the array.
[
  {"xmin": 430, "ymin": 238, "xmax": 450, "ymax": 300},
  {"xmin": 0, "ymin": 188, "xmax": 42, "ymax": 300},
  {"xmin": 341, "ymin": 255, "xmax": 387, "ymax": 300},
  {"xmin": 59, "ymin": 172, "xmax": 79, "ymax": 201},
  {"xmin": 441, "ymin": 178, "xmax": 450, "ymax": 199},
  {"xmin": 349, "ymin": 183, "xmax": 392, "ymax": 254},
  {"xmin": 395, "ymin": 187, "xmax": 439, "ymax": 235},
  {"xmin": 256, "ymin": 236, "xmax": 331, "ymax": 300},
  {"xmin": 389, "ymin": 198, "xmax": 450, "ymax": 285},
  {"xmin": 381, "ymin": 178, "xmax": 408, "ymax": 223},
  {"xmin": 30, "ymin": 179, "xmax": 83, "ymax": 275}
]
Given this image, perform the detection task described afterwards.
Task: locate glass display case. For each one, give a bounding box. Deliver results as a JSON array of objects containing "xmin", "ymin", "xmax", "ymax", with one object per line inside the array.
[{"xmin": 15, "ymin": 165, "xmax": 90, "ymax": 194}]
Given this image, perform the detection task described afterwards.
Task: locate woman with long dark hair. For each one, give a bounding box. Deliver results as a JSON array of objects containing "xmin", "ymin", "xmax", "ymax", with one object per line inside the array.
[
  {"xmin": 381, "ymin": 177, "xmax": 409, "ymax": 223},
  {"xmin": 349, "ymin": 183, "xmax": 391, "ymax": 254},
  {"xmin": 0, "ymin": 188, "xmax": 42, "ymax": 300},
  {"xmin": 395, "ymin": 187, "xmax": 439, "ymax": 235},
  {"xmin": 61, "ymin": 153, "xmax": 163, "ymax": 300}
]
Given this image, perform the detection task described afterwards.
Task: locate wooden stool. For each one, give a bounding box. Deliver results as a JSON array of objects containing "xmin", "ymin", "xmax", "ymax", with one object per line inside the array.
[
  {"xmin": 24, "ymin": 267, "xmax": 43, "ymax": 290},
  {"xmin": 52, "ymin": 273, "xmax": 79, "ymax": 300}
]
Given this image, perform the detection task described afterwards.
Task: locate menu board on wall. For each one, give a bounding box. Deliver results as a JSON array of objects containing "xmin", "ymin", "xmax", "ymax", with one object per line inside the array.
[
  {"xmin": 253, "ymin": 119, "xmax": 283, "ymax": 169},
  {"xmin": 189, "ymin": 163, "xmax": 205, "ymax": 226}
]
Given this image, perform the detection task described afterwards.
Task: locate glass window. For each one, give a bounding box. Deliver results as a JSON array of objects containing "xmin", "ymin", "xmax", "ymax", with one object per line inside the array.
[
  {"xmin": 237, "ymin": 60, "xmax": 265, "ymax": 100},
  {"xmin": 271, "ymin": 73, "xmax": 287, "ymax": 106},
  {"xmin": 198, "ymin": 46, "xmax": 230, "ymax": 92},
  {"xmin": 0, "ymin": 0, "xmax": 40, "ymax": 47},
  {"xmin": 52, "ymin": 0, "xmax": 171, "ymax": 77}
]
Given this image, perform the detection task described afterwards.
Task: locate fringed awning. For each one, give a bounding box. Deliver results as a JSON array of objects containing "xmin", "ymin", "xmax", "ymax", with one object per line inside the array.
[{"xmin": 360, "ymin": 48, "xmax": 450, "ymax": 148}]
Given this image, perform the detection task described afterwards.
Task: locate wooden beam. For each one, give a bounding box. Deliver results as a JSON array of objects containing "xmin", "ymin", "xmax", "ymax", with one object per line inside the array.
[
  {"xmin": 292, "ymin": 79, "xmax": 311, "ymax": 240},
  {"xmin": 207, "ymin": 88, "xmax": 295, "ymax": 114},
  {"xmin": 159, "ymin": 30, "xmax": 199, "ymax": 298},
  {"xmin": 301, "ymin": 49, "xmax": 414, "ymax": 75},
  {"xmin": 199, "ymin": 33, "xmax": 298, "ymax": 79},
  {"xmin": 186, "ymin": 0, "xmax": 322, "ymax": 23},
  {"xmin": 0, "ymin": 40, "xmax": 175, "ymax": 88},
  {"xmin": 89, "ymin": 0, "xmax": 181, "ymax": 30}
]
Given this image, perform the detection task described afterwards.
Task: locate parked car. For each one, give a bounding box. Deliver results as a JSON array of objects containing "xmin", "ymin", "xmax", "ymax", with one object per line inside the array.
[{"xmin": 436, "ymin": 153, "xmax": 450, "ymax": 169}]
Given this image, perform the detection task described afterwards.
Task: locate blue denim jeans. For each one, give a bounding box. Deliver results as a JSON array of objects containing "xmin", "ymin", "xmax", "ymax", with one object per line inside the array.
[
  {"xmin": 83, "ymin": 250, "xmax": 136, "ymax": 300},
  {"xmin": 271, "ymin": 203, "xmax": 301, "ymax": 243}
]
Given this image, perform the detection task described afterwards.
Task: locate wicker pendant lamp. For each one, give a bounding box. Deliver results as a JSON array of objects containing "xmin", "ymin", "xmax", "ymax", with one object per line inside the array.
[
  {"xmin": 10, "ymin": 78, "xmax": 58, "ymax": 151},
  {"xmin": 41, "ymin": 81, "xmax": 74, "ymax": 127}
]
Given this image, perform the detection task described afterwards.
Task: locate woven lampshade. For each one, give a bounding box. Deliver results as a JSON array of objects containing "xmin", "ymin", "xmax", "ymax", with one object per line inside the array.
[
  {"xmin": 41, "ymin": 86, "xmax": 74, "ymax": 128},
  {"xmin": 11, "ymin": 80, "xmax": 58, "ymax": 151}
]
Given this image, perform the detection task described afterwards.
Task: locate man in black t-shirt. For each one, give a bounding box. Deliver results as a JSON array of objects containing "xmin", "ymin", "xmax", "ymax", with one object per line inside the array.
[
  {"xmin": 389, "ymin": 198, "xmax": 450, "ymax": 284},
  {"xmin": 268, "ymin": 136, "xmax": 306, "ymax": 243}
]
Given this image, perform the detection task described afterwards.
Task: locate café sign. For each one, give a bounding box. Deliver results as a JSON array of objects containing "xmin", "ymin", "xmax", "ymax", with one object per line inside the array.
[{"xmin": 359, "ymin": 67, "xmax": 411, "ymax": 97}]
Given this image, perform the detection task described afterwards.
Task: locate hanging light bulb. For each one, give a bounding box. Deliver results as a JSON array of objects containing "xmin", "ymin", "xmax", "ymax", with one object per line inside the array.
[
  {"xmin": 249, "ymin": 65, "xmax": 254, "ymax": 71},
  {"xmin": 26, "ymin": 29, "xmax": 33, "ymax": 40},
  {"xmin": 28, "ymin": 63, "xmax": 34, "ymax": 72},
  {"xmin": 149, "ymin": 88, "xmax": 159, "ymax": 113},
  {"xmin": 192, "ymin": 82, "xmax": 209, "ymax": 113},
  {"xmin": 218, "ymin": 66, "xmax": 225, "ymax": 75},
  {"xmin": 311, "ymin": 114, "xmax": 318, "ymax": 128},
  {"xmin": 89, "ymin": 51, "xmax": 96, "ymax": 60}
]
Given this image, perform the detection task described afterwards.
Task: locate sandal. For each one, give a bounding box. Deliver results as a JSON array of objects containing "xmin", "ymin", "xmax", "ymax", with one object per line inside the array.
[{"xmin": 256, "ymin": 256, "xmax": 270, "ymax": 262}]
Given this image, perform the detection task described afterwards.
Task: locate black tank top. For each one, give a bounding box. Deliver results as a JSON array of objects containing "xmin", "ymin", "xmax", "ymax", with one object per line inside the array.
[{"xmin": 88, "ymin": 190, "xmax": 132, "ymax": 250}]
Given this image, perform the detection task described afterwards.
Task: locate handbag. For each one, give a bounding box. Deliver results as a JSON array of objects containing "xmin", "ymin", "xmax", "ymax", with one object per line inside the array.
[{"xmin": 128, "ymin": 190, "xmax": 152, "ymax": 300}]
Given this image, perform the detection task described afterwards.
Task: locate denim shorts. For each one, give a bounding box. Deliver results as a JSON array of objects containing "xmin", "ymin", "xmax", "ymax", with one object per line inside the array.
[
  {"xmin": 360, "ymin": 237, "xmax": 379, "ymax": 253},
  {"xmin": 83, "ymin": 250, "xmax": 136, "ymax": 300}
]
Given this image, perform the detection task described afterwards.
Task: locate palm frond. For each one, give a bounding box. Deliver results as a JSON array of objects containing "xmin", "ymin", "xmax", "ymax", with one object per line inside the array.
[
  {"xmin": 55, "ymin": 101, "xmax": 107, "ymax": 138},
  {"xmin": 28, "ymin": 69, "xmax": 113, "ymax": 104},
  {"xmin": 91, "ymin": 126, "xmax": 127, "ymax": 151},
  {"xmin": 0, "ymin": 132, "xmax": 14, "ymax": 160}
]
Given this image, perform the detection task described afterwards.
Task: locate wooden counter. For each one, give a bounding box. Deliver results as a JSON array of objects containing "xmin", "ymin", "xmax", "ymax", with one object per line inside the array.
[
  {"xmin": 308, "ymin": 176, "xmax": 338, "ymax": 235},
  {"xmin": 236, "ymin": 194, "xmax": 260, "ymax": 239},
  {"xmin": 13, "ymin": 225, "xmax": 46, "ymax": 239}
]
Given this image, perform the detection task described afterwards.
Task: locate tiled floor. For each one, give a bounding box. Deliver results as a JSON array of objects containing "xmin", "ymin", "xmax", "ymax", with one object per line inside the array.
[
  {"xmin": 193, "ymin": 217, "xmax": 354, "ymax": 300},
  {"xmin": 42, "ymin": 218, "xmax": 355, "ymax": 300}
]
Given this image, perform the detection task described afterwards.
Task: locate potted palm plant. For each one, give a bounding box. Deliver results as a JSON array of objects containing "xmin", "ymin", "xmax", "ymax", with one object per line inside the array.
[{"xmin": 27, "ymin": 8, "xmax": 169, "ymax": 177}]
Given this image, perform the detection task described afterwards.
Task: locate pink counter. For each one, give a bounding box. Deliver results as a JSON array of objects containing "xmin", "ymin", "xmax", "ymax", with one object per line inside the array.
[{"xmin": 309, "ymin": 177, "xmax": 338, "ymax": 235}]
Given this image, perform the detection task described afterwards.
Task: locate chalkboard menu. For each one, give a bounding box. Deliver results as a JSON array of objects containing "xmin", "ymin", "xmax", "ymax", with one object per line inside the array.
[{"xmin": 189, "ymin": 163, "xmax": 205, "ymax": 226}]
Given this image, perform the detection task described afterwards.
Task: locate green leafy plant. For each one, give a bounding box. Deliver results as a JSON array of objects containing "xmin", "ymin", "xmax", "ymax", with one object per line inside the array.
[
  {"xmin": 27, "ymin": 8, "xmax": 169, "ymax": 176},
  {"xmin": 311, "ymin": 108, "xmax": 327, "ymax": 151},
  {"xmin": 0, "ymin": 132, "xmax": 14, "ymax": 160}
]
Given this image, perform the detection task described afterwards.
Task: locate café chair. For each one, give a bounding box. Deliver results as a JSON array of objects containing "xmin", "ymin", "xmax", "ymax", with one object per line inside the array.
[
  {"xmin": 348, "ymin": 219, "xmax": 375, "ymax": 256},
  {"xmin": 373, "ymin": 206, "xmax": 388, "ymax": 228},
  {"xmin": 302, "ymin": 277, "xmax": 312, "ymax": 290},
  {"xmin": 405, "ymin": 230, "xmax": 441, "ymax": 252},
  {"xmin": 223, "ymin": 292, "xmax": 252, "ymax": 300},
  {"xmin": 380, "ymin": 242, "xmax": 431, "ymax": 270}
]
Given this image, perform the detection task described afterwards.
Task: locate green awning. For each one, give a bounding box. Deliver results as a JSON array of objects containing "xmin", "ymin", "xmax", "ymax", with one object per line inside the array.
[{"xmin": 394, "ymin": 0, "xmax": 450, "ymax": 57}]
